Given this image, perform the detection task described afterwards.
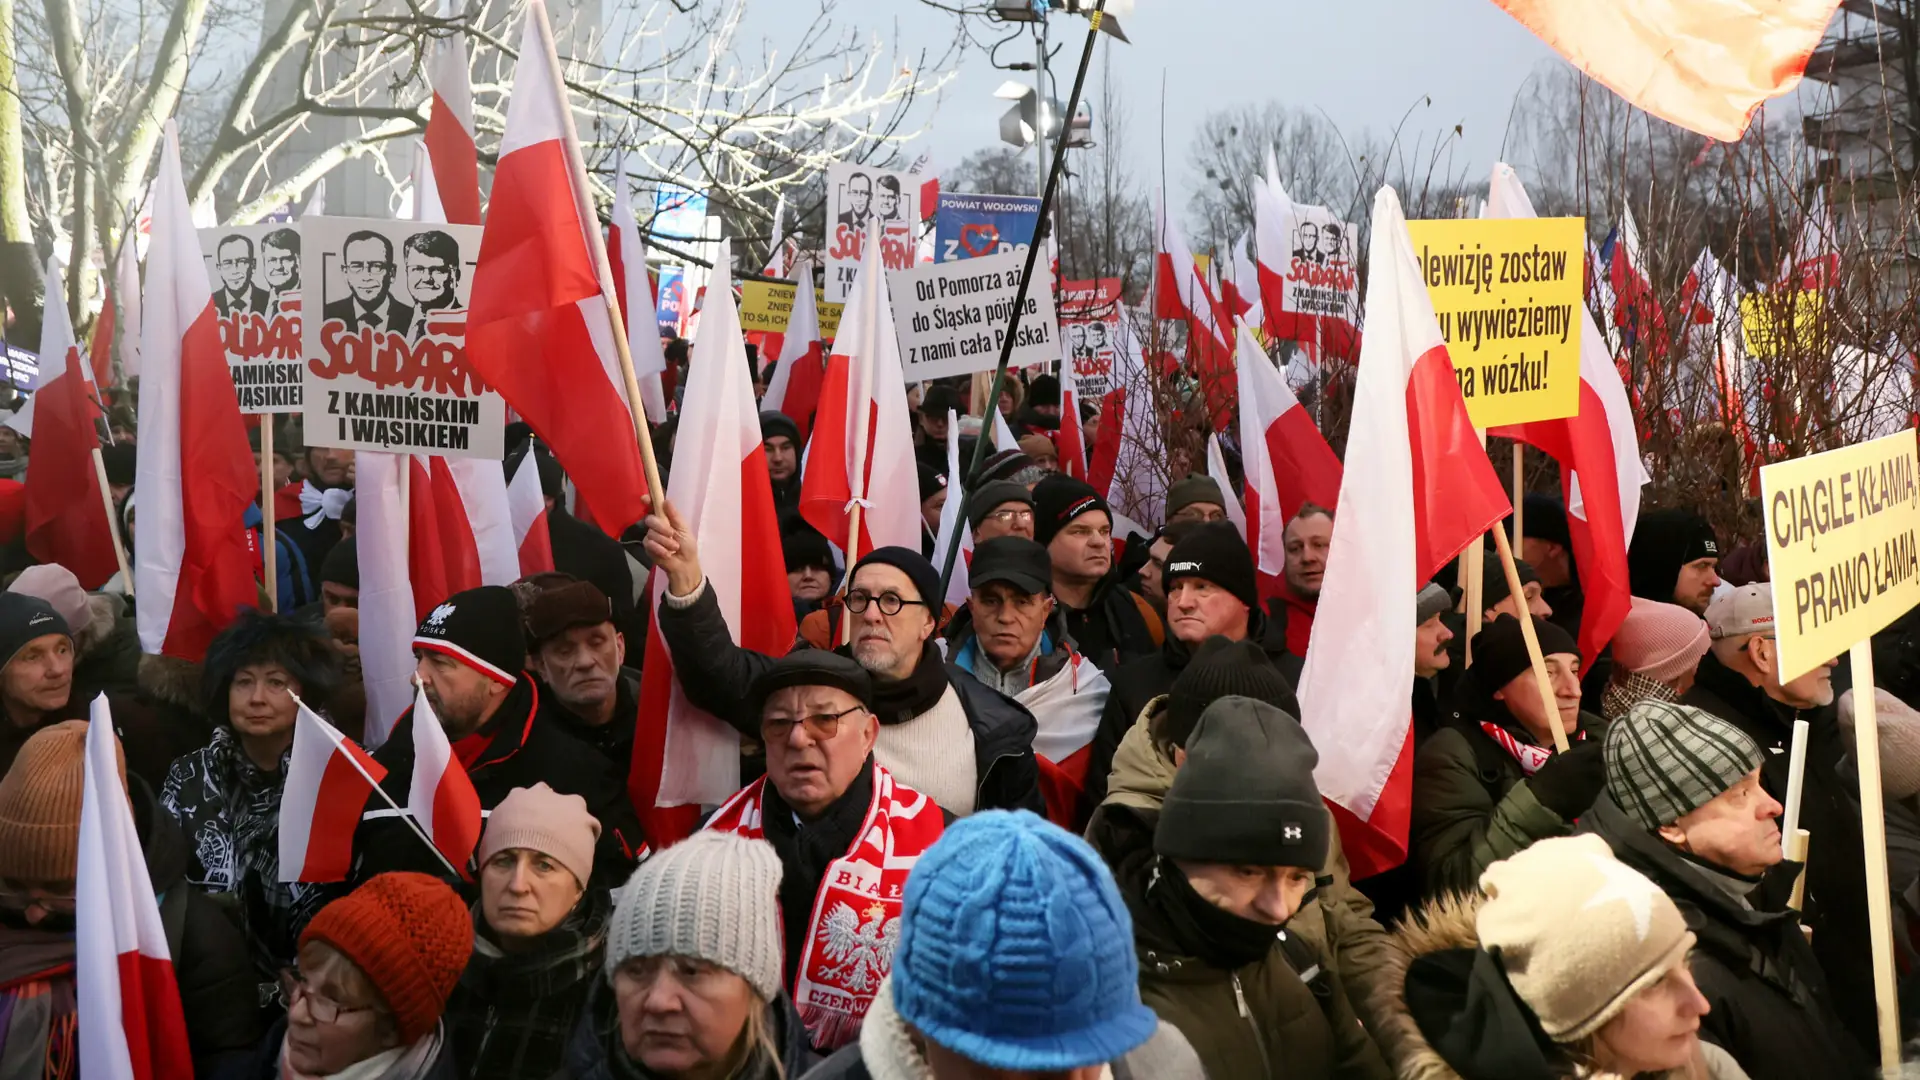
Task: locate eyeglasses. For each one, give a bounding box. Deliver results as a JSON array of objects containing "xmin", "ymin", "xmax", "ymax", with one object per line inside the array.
[
  {"xmin": 762, "ymin": 704, "xmax": 865, "ymax": 741},
  {"xmin": 845, "ymin": 590, "xmax": 928, "ymax": 616},
  {"xmin": 986, "ymin": 508, "xmax": 1034, "ymax": 524},
  {"xmin": 279, "ymin": 969, "xmax": 378, "ymax": 1025}
]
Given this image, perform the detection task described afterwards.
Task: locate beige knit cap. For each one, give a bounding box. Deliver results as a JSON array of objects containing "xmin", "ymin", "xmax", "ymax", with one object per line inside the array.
[
  {"xmin": 0, "ymin": 721, "xmax": 124, "ymax": 883},
  {"xmin": 479, "ymin": 783, "xmax": 600, "ymax": 889},
  {"xmin": 1477, "ymin": 834, "xmax": 1694, "ymax": 1041}
]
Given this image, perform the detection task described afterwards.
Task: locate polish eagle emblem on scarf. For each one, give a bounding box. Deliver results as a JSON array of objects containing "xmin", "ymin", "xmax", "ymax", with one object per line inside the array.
[{"xmin": 816, "ymin": 901, "xmax": 899, "ymax": 993}]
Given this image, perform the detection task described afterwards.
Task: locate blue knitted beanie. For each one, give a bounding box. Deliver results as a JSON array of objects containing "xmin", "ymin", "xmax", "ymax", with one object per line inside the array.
[{"xmin": 891, "ymin": 810, "xmax": 1159, "ymax": 1070}]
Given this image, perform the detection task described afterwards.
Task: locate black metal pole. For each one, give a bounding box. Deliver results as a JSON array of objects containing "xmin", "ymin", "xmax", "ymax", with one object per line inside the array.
[{"xmin": 936, "ymin": 0, "xmax": 1108, "ymax": 604}]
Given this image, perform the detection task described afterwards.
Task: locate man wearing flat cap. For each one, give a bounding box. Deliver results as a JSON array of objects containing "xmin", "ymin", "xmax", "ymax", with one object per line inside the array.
[
  {"xmin": 703, "ymin": 650, "xmax": 947, "ymax": 1052},
  {"xmin": 522, "ymin": 573, "xmax": 638, "ymax": 784}
]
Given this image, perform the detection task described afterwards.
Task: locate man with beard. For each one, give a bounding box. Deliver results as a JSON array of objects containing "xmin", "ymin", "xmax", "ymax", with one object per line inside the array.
[
  {"xmin": 644, "ymin": 497, "xmax": 1043, "ymax": 818},
  {"xmin": 1629, "ymin": 508, "xmax": 1723, "ymax": 615},
  {"xmin": 357, "ymin": 586, "xmax": 644, "ymax": 883},
  {"xmin": 213, "ymin": 234, "xmax": 269, "ymax": 317}
]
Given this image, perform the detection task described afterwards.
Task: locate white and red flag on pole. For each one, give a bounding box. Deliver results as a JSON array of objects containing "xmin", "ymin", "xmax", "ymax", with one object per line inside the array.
[
  {"xmin": 1088, "ymin": 313, "xmax": 1168, "ymax": 529},
  {"xmin": 24, "ymin": 257, "xmax": 117, "ymax": 587},
  {"xmin": 1605, "ymin": 206, "xmax": 1670, "ymax": 358},
  {"xmin": 77, "ymin": 696, "xmax": 192, "ymax": 1080},
  {"xmin": 1234, "ymin": 322, "xmax": 1343, "ymax": 587},
  {"xmin": 1298, "ymin": 186, "xmax": 1510, "ymax": 880},
  {"xmin": 1486, "ymin": 164, "xmax": 1646, "ymax": 669},
  {"xmin": 636, "ymin": 243, "xmax": 796, "ymax": 846},
  {"xmin": 134, "ymin": 121, "xmax": 258, "ymax": 660},
  {"xmin": 609, "ymin": 155, "xmax": 670, "ymax": 425},
  {"xmin": 115, "ymin": 234, "xmax": 142, "ymax": 381},
  {"xmin": 508, "ymin": 448, "xmax": 555, "ymax": 576},
  {"xmin": 931, "ymin": 409, "xmax": 971, "ymax": 608},
  {"xmin": 1055, "ymin": 366, "xmax": 1090, "ymax": 482},
  {"xmin": 1224, "ymin": 231, "xmax": 1263, "ymax": 327},
  {"xmin": 405, "ymin": 683, "xmax": 483, "ymax": 874},
  {"xmin": 467, "ymin": 1, "xmax": 650, "ymax": 535},
  {"xmin": 799, "ymin": 224, "xmax": 919, "ymax": 561},
  {"xmin": 280, "ymin": 699, "xmax": 390, "ymax": 882},
  {"xmin": 424, "ymin": 26, "xmax": 481, "ymax": 225},
  {"xmin": 1491, "ymin": 0, "xmax": 1841, "ymax": 141},
  {"xmin": 761, "ymin": 256, "xmax": 829, "ymax": 442},
  {"xmin": 1205, "ymin": 431, "xmax": 1248, "ymax": 541},
  {"xmin": 353, "ymin": 453, "xmax": 414, "ymax": 748},
  {"xmin": 1152, "ymin": 190, "xmax": 1233, "ymax": 429}
]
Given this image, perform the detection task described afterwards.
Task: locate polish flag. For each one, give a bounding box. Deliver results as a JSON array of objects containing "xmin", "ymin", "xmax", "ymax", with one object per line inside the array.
[
  {"xmin": 1604, "ymin": 207, "xmax": 1669, "ymax": 357},
  {"xmin": 1780, "ymin": 196, "xmax": 1840, "ymax": 290},
  {"xmin": 89, "ymin": 277, "xmax": 117, "ymax": 390},
  {"xmin": 408, "ymin": 456, "xmax": 484, "ymax": 618},
  {"xmin": 76, "ymin": 696, "xmax": 192, "ymax": 1080},
  {"xmin": 467, "ymin": 0, "xmax": 650, "ymax": 536},
  {"xmin": 930, "ymin": 409, "xmax": 971, "ymax": 608},
  {"xmin": 762, "ymin": 192, "xmax": 792, "ymax": 278},
  {"xmin": 115, "ymin": 236, "xmax": 142, "ymax": 381},
  {"xmin": 1235, "ymin": 322, "xmax": 1343, "ymax": 585},
  {"xmin": 1205, "ymin": 431, "xmax": 1248, "ymax": 540},
  {"xmin": 1485, "ymin": 164, "xmax": 1647, "ymax": 669},
  {"xmin": 134, "ymin": 122, "xmax": 256, "ymax": 660},
  {"xmin": 508, "ymin": 448, "xmax": 554, "ymax": 575},
  {"xmin": 280, "ymin": 700, "xmax": 389, "ymax": 882},
  {"xmin": 1088, "ymin": 313, "xmax": 1168, "ymax": 529},
  {"xmin": 404, "ymin": 683, "xmax": 483, "ymax": 874},
  {"xmin": 1492, "ymin": 0, "xmax": 1841, "ymax": 141},
  {"xmin": 761, "ymin": 257, "xmax": 828, "ymax": 442},
  {"xmin": 609, "ymin": 154, "xmax": 670, "ymax": 424},
  {"xmin": 799, "ymin": 225, "xmax": 919, "ymax": 561},
  {"xmin": 636, "ymin": 244, "xmax": 796, "ymax": 844},
  {"xmin": 1056, "ymin": 367, "xmax": 1090, "ymax": 481},
  {"xmin": 446, "ymin": 458, "xmax": 519, "ymax": 586},
  {"xmin": 1225, "ymin": 231, "xmax": 1263, "ymax": 328},
  {"xmin": 1298, "ymin": 187, "xmax": 1510, "ymax": 879},
  {"xmin": 353, "ymin": 452, "xmax": 416, "ymax": 748},
  {"xmin": 424, "ymin": 30, "xmax": 480, "ymax": 224},
  {"xmin": 1153, "ymin": 191, "xmax": 1233, "ymax": 429},
  {"xmin": 24, "ymin": 257, "xmax": 117, "ymax": 587}
]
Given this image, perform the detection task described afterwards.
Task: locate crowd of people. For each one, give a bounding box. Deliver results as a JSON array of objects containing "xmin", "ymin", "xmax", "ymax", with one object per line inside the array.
[{"xmin": 0, "ymin": 358, "xmax": 1903, "ymax": 1080}]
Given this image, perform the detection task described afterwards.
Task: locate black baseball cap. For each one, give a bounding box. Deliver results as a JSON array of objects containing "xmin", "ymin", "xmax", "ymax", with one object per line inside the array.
[{"xmin": 969, "ymin": 537, "xmax": 1052, "ymax": 596}]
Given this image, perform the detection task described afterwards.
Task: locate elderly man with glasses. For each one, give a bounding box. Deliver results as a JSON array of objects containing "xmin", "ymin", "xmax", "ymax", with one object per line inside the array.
[
  {"xmin": 702, "ymin": 650, "xmax": 947, "ymax": 1051},
  {"xmin": 646, "ymin": 496, "xmax": 1043, "ymax": 818}
]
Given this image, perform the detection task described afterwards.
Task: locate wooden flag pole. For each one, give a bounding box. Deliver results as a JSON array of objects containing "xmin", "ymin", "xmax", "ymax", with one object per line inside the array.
[
  {"xmin": 261, "ymin": 419, "xmax": 277, "ymax": 612},
  {"xmin": 1463, "ymin": 431, "xmax": 1490, "ymax": 665},
  {"xmin": 529, "ymin": 0, "xmax": 665, "ymax": 512},
  {"xmin": 1491, "ymin": 525, "xmax": 1569, "ymax": 753},
  {"xmin": 1846, "ymin": 640, "xmax": 1903, "ymax": 1074},
  {"xmin": 90, "ymin": 447, "xmax": 132, "ymax": 596}
]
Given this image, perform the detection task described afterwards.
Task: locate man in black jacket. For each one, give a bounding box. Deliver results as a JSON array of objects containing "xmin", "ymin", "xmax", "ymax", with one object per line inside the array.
[
  {"xmin": 357, "ymin": 586, "xmax": 645, "ymax": 885},
  {"xmin": 761, "ymin": 410, "xmax": 803, "ymax": 516},
  {"xmin": 524, "ymin": 574, "xmax": 638, "ymax": 786},
  {"xmin": 1587, "ymin": 700, "xmax": 1869, "ymax": 1080},
  {"xmin": 1030, "ymin": 474, "xmax": 1160, "ymax": 672},
  {"xmin": 644, "ymin": 497, "xmax": 1043, "ymax": 818}
]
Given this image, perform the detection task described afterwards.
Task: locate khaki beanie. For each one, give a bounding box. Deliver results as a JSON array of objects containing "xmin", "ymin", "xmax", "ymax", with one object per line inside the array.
[
  {"xmin": 0, "ymin": 721, "xmax": 124, "ymax": 883},
  {"xmin": 607, "ymin": 831, "xmax": 784, "ymax": 1001},
  {"xmin": 479, "ymin": 783, "xmax": 600, "ymax": 888},
  {"xmin": 1477, "ymin": 835, "xmax": 1694, "ymax": 1041}
]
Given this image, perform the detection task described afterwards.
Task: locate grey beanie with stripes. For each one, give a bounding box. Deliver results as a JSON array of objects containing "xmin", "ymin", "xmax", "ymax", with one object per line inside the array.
[{"xmin": 1603, "ymin": 700, "xmax": 1765, "ymax": 831}]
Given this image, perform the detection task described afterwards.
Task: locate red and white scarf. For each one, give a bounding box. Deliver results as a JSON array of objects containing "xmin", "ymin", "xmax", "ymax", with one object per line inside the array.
[
  {"xmin": 1479, "ymin": 722, "xmax": 1586, "ymax": 775},
  {"xmin": 705, "ymin": 763, "xmax": 946, "ymax": 1050}
]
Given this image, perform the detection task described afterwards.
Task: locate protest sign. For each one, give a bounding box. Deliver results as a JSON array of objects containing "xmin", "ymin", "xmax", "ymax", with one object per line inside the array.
[
  {"xmin": 825, "ymin": 163, "xmax": 919, "ymax": 303},
  {"xmin": 1760, "ymin": 430, "xmax": 1920, "ymax": 680},
  {"xmin": 1266, "ymin": 200, "xmax": 1360, "ymax": 341},
  {"xmin": 200, "ymin": 223, "xmax": 306, "ymax": 412},
  {"xmin": 300, "ymin": 217, "xmax": 501, "ymax": 459},
  {"xmin": 0, "ymin": 345, "xmax": 37, "ymax": 392},
  {"xmin": 889, "ymin": 249, "xmax": 1058, "ymax": 381},
  {"xmin": 1060, "ymin": 277, "xmax": 1125, "ymax": 400},
  {"xmin": 656, "ymin": 265, "xmax": 688, "ymax": 338},
  {"xmin": 739, "ymin": 282, "xmax": 845, "ymax": 339},
  {"xmin": 1740, "ymin": 289, "xmax": 1823, "ymax": 360},
  {"xmin": 935, "ymin": 193, "xmax": 1042, "ymax": 262},
  {"xmin": 653, "ymin": 185, "xmax": 708, "ymax": 241},
  {"xmin": 1406, "ymin": 217, "xmax": 1584, "ymax": 428}
]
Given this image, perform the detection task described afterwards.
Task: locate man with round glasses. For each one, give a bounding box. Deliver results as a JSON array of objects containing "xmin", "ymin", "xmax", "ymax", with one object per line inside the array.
[
  {"xmin": 646, "ymin": 497, "xmax": 1043, "ymax": 818},
  {"xmin": 702, "ymin": 649, "xmax": 947, "ymax": 1050}
]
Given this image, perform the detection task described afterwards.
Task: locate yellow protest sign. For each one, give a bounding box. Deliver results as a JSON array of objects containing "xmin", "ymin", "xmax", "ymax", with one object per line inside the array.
[
  {"xmin": 1739, "ymin": 290, "xmax": 1823, "ymax": 360},
  {"xmin": 739, "ymin": 281, "xmax": 844, "ymax": 339},
  {"xmin": 1760, "ymin": 430, "xmax": 1920, "ymax": 680},
  {"xmin": 1405, "ymin": 217, "xmax": 1585, "ymax": 428}
]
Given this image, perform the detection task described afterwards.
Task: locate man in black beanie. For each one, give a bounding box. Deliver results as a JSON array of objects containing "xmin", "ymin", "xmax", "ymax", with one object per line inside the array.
[
  {"xmin": 917, "ymin": 461, "xmax": 947, "ymax": 556},
  {"xmin": 967, "ymin": 480, "xmax": 1034, "ymax": 543},
  {"xmin": 783, "ymin": 523, "xmax": 837, "ymax": 615},
  {"xmin": 357, "ymin": 584, "xmax": 645, "ymax": 884},
  {"xmin": 1411, "ymin": 613, "xmax": 1606, "ymax": 897},
  {"xmin": 317, "ymin": 536, "xmax": 358, "ymax": 615},
  {"xmin": 760, "ymin": 410, "xmax": 803, "ymax": 515},
  {"xmin": 1629, "ymin": 507, "xmax": 1722, "ymax": 615},
  {"xmin": 1029, "ymin": 474, "xmax": 1160, "ymax": 675},
  {"xmin": 1515, "ymin": 491, "xmax": 1584, "ymax": 640}
]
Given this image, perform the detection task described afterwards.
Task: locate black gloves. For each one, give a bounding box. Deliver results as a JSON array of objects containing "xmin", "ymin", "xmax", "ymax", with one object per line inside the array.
[{"xmin": 1525, "ymin": 739, "xmax": 1606, "ymax": 820}]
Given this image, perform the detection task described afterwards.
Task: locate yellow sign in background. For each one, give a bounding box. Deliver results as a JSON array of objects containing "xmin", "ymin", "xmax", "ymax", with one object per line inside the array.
[
  {"xmin": 1760, "ymin": 430, "xmax": 1920, "ymax": 680},
  {"xmin": 739, "ymin": 281, "xmax": 845, "ymax": 339},
  {"xmin": 1739, "ymin": 290, "xmax": 1823, "ymax": 361},
  {"xmin": 1405, "ymin": 217, "xmax": 1585, "ymax": 428}
]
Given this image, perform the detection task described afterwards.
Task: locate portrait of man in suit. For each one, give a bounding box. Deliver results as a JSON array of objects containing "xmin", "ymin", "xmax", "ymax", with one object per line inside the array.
[
  {"xmin": 261, "ymin": 228, "xmax": 301, "ymax": 315},
  {"xmin": 323, "ymin": 230, "xmax": 412, "ymax": 334},
  {"xmin": 836, "ymin": 171, "xmax": 872, "ymax": 231},
  {"xmin": 214, "ymin": 234, "xmax": 270, "ymax": 317},
  {"xmin": 874, "ymin": 174, "xmax": 902, "ymax": 224},
  {"xmin": 401, "ymin": 230, "xmax": 462, "ymax": 342}
]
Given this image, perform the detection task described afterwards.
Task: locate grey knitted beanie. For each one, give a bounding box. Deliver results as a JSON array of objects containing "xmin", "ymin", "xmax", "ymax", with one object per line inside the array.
[
  {"xmin": 1604, "ymin": 700, "xmax": 1764, "ymax": 831},
  {"xmin": 605, "ymin": 831, "xmax": 785, "ymax": 1000}
]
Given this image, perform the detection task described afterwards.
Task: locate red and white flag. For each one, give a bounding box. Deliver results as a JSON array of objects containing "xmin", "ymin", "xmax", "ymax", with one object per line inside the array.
[
  {"xmin": 1205, "ymin": 431, "xmax": 1248, "ymax": 541},
  {"xmin": 1224, "ymin": 231, "xmax": 1263, "ymax": 327},
  {"xmin": 609, "ymin": 154, "xmax": 670, "ymax": 424},
  {"xmin": 508, "ymin": 448, "xmax": 555, "ymax": 575},
  {"xmin": 1779, "ymin": 196, "xmax": 1840, "ymax": 290},
  {"xmin": 1088, "ymin": 313, "xmax": 1168, "ymax": 528},
  {"xmin": 1486, "ymin": 164, "xmax": 1647, "ymax": 670},
  {"xmin": 636, "ymin": 243, "xmax": 796, "ymax": 846},
  {"xmin": 762, "ymin": 192, "xmax": 793, "ymax": 278},
  {"xmin": 405, "ymin": 683, "xmax": 483, "ymax": 873},
  {"xmin": 424, "ymin": 28, "xmax": 481, "ymax": 226},
  {"xmin": 115, "ymin": 235, "xmax": 142, "ymax": 381},
  {"xmin": 1153, "ymin": 190, "xmax": 1233, "ymax": 428},
  {"xmin": 761, "ymin": 256, "xmax": 828, "ymax": 442},
  {"xmin": 799, "ymin": 225, "xmax": 919, "ymax": 561},
  {"xmin": 280, "ymin": 700, "xmax": 389, "ymax": 882},
  {"xmin": 1235, "ymin": 322, "xmax": 1343, "ymax": 583},
  {"xmin": 1608, "ymin": 206, "xmax": 1670, "ymax": 357},
  {"xmin": 134, "ymin": 121, "xmax": 257, "ymax": 660},
  {"xmin": 353, "ymin": 453, "xmax": 415, "ymax": 748},
  {"xmin": 407, "ymin": 456, "xmax": 485, "ymax": 616},
  {"xmin": 467, "ymin": 0, "xmax": 650, "ymax": 536},
  {"xmin": 1298, "ymin": 186, "xmax": 1510, "ymax": 879},
  {"xmin": 77, "ymin": 696, "xmax": 192, "ymax": 1080},
  {"xmin": 930, "ymin": 409, "xmax": 971, "ymax": 608},
  {"xmin": 24, "ymin": 257, "xmax": 117, "ymax": 587},
  {"xmin": 1492, "ymin": 0, "xmax": 1841, "ymax": 141},
  {"xmin": 1056, "ymin": 365, "xmax": 1090, "ymax": 482}
]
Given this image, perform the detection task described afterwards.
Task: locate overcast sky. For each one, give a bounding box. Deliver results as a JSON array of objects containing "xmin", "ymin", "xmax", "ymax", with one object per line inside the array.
[{"xmin": 738, "ymin": 0, "xmax": 1560, "ymax": 209}]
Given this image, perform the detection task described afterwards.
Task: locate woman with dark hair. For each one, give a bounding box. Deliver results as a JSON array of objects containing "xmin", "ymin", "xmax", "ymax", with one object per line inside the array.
[{"xmin": 161, "ymin": 609, "xmax": 344, "ymax": 983}]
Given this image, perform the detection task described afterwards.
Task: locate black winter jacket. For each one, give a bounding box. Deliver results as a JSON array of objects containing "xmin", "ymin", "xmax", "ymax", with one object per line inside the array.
[
  {"xmin": 656, "ymin": 582, "xmax": 1043, "ymax": 815},
  {"xmin": 445, "ymin": 889, "xmax": 611, "ymax": 1080},
  {"xmin": 540, "ymin": 667, "xmax": 641, "ymax": 789},
  {"xmin": 220, "ymin": 1019, "xmax": 460, "ymax": 1080},
  {"xmin": 1059, "ymin": 577, "xmax": 1161, "ymax": 673}
]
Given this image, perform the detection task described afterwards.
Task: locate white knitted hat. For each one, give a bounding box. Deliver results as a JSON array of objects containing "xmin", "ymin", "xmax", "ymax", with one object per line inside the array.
[{"xmin": 606, "ymin": 831, "xmax": 785, "ymax": 1000}]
